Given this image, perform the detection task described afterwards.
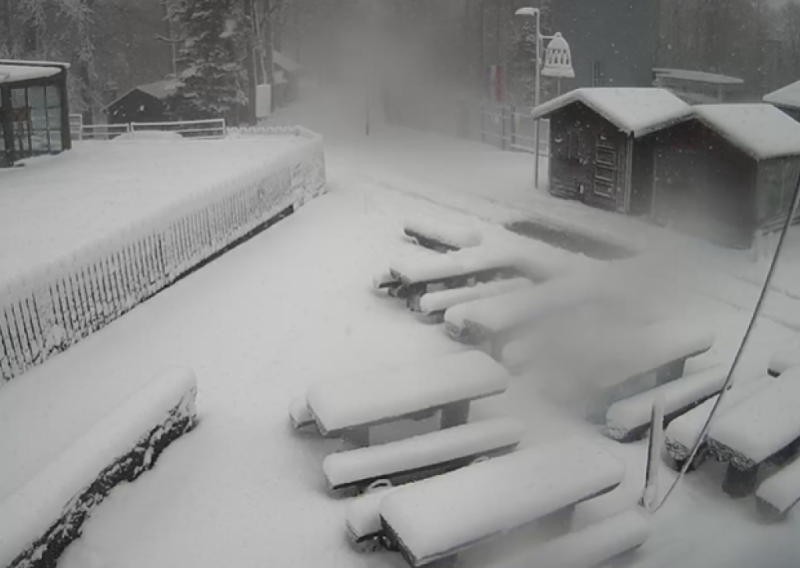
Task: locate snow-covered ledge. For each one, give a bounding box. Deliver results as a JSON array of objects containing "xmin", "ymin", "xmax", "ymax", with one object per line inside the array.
[
  {"xmin": 0, "ymin": 127, "xmax": 326, "ymax": 385},
  {"xmin": 0, "ymin": 368, "xmax": 198, "ymax": 568}
]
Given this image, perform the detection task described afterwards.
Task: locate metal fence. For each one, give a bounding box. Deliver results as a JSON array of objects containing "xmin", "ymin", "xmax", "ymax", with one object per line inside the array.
[
  {"xmin": 79, "ymin": 123, "xmax": 132, "ymax": 141},
  {"xmin": 0, "ymin": 127, "xmax": 326, "ymax": 384},
  {"xmin": 76, "ymin": 119, "xmax": 228, "ymax": 141}
]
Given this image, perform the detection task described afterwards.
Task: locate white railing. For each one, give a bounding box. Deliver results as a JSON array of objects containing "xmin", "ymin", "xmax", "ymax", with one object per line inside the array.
[
  {"xmin": 80, "ymin": 123, "xmax": 132, "ymax": 141},
  {"xmin": 130, "ymin": 118, "xmax": 227, "ymax": 140},
  {"xmin": 0, "ymin": 128, "xmax": 326, "ymax": 384}
]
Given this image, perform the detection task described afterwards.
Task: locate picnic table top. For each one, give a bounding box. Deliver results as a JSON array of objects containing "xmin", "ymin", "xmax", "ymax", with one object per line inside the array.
[
  {"xmin": 306, "ymin": 351, "xmax": 510, "ymax": 436},
  {"xmin": 389, "ymin": 247, "xmax": 521, "ymax": 284},
  {"xmin": 379, "ymin": 437, "xmax": 625, "ymax": 566},
  {"xmin": 710, "ymin": 367, "xmax": 800, "ymax": 465}
]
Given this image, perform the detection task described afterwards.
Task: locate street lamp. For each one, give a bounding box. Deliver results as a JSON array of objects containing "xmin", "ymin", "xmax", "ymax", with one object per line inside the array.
[{"xmin": 515, "ymin": 7, "xmax": 574, "ymax": 189}]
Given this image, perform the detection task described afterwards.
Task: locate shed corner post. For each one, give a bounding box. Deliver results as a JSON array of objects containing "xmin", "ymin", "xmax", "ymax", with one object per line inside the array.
[
  {"xmin": 0, "ymin": 86, "xmax": 14, "ymax": 166},
  {"xmin": 623, "ymin": 135, "xmax": 634, "ymax": 214}
]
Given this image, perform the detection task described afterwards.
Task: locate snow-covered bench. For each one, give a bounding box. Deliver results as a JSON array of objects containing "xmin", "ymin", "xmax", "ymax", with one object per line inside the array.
[
  {"xmin": 303, "ymin": 351, "xmax": 510, "ymax": 445},
  {"xmin": 605, "ymin": 364, "xmax": 729, "ymax": 442},
  {"xmin": 756, "ymin": 457, "xmax": 800, "ymax": 521},
  {"xmin": 0, "ymin": 368, "xmax": 197, "ymax": 568},
  {"xmin": 708, "ymin": 367, "xmax": 800, "ymax": 497},
  {"xmin": 323, "ymin": 418, "xmax": 523, "ymax": 495},
  {"xmin": 664, "ymin": 378, "xmax": 771, "ymax": 470},
  {"xmin": 378, "ymin": 437, "xmax": 625, "ymax": 567},
  {"xmin": 494, "ymin": 509, "xmax": 650, "ymax": 568},
  {"xmin": 403, "ymin": 219, "xmax": 482, "ymax": 253},
  {"xmin": 582, "ymin": 321, "xmax": 714, "ymax": 423},
  {"xmin": 768, "ymin": 348, "xmax": 800, "ymax": 377},
  {"xmin": 412, "ymin": 278, "xmax": 533, "ymax": 321}
]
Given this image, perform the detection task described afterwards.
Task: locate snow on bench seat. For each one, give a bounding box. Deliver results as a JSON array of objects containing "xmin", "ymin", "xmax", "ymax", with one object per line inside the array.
[
  {"xmin": 289, "ymin": 395, "xmax": 315, "ymax": 429},
  {"xmin": 757, "ymin": 456, "xmax": 800, "ymax": 521},
  {"xmin": 0, "ymin": 368, "xmax": 197, "ymax": 568},
  {"xmin": 708, "ymin": 367, "xmax": 800, "ymax": 496},
  {"xmin": 403, "ymin": 219, "xmax": 482, "ymax": 252},
  {"xmin": 323, "ymin": 418, "xmax": 524, "ymax": 493},
  {"xmin": 665, "ymin": 377, "xmax": 771, "ymax": 467},
  {"xmin": 305, "ymin": 351, "xmax": 510, "ymax": 437},
  {"xmin": 768, "ymin": 348, "xmax": 800, "ymax": 377},
  {"xmin": 389, "ymin": 247, "xmax": 522, "ymax": 287},
  {"xmin": 379, "ymin": 437, "xmax": 625, "ymax": 567},
  {"xmin": 605, "ymin": 364, "xmax": 729, "ymax": 442},
  {"xmin": 416, "ymin": 278, "xmax": 533, "ymax": 316},
  {"xmin": 495, "ymin": 509, "xmax": 650, "ymax": 568}
]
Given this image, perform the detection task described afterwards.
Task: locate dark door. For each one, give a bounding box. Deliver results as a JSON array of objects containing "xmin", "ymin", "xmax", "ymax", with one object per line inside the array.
[{"xmin": 592, "ymin": 134, "xmax": 618, "ymax": 203}]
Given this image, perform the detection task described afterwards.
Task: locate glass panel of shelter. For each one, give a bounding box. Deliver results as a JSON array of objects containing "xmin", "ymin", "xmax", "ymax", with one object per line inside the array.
[{"xmin": 10, "ymin": 87, "xmax": 32, "ymax": 159}]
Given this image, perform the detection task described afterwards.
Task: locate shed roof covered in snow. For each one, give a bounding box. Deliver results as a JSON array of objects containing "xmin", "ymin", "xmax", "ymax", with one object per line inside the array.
[
  {"xmin": 273, "ymin": 51, "xmax": 302, "ymax": 75},
  {"xmin": 763, "ymin": 80, "xmax": 800, "ymax": 110},
  {"xmin": 531, "ymin": 88, "xmax": 693, "ymax": 138},
  {"xmin": 694, "ymin": 104, "xmax": 800, "ymax": 161},
  {"xmin": 136, "ymin": 79, "xmax": 180, "ymax": 100},
  {"xmin": 653, "ymin": 68, "xmax": 744, "ymax": 86},
  {"xmin": 0, "ymin": 62, "xmax": 65, "ymax": 85}
]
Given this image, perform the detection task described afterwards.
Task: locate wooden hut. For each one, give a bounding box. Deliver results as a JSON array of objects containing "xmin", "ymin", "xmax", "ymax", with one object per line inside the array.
[
  {"xmin": 103, "ymin": 79, "xmax": 179, "ymax": 125},
  {"xmin": 0, "ymin": 60, "xmax": 71, "ymax": 167},
  {"xmin": 652, "ymin": 104, "xmax": 800, "ymax": 248},
  {"xmin": 532, "ymin": 88, "xmax": 692, "ymax": 216},
  {"xmin": 763, "ymin": 80, "xmax": 800, "ymax": 123}
]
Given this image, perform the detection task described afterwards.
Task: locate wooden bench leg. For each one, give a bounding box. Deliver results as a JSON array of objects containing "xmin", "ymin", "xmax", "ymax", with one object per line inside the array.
[
  {"xmin": 656, "ymin": 358, "xmax": 686, "ymax": 386},
  {"xmin": 540, "ymin": 504, "xmax": 575, "ymax": 539},
  {"xmin": 344, "ymin": 427, "xmax": 371, "ymax": 447},
  {"xmin": 441, "ymin": 401, "xmax": 471, "ymax": 429},
  {"xmin": 722, "ymin": 464, "xmax": 759, "ymax": 498}
]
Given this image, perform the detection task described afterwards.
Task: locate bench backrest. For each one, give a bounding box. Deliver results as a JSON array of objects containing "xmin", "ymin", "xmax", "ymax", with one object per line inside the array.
[
  {"xmin": 379, "ymin": 437, "xmax": 625, "ymax": 567},
  {"xmin": 306, "ymin": 351, "xmax": 510, "ymax": 435}
]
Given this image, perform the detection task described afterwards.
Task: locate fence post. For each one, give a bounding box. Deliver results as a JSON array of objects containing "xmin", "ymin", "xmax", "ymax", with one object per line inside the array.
[
  {"xmin": 501, "ymin": 105, "xmax": 508, "ymax": 150},
  {"xmin": 510, "ymin": 105, "xmax": 517, "ymax": 149}
]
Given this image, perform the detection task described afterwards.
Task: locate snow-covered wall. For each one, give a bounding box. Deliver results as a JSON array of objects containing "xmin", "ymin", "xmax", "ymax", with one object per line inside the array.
[{"xmin": 0, "ymin": 127, "xmax": 326, "ymax": 384}]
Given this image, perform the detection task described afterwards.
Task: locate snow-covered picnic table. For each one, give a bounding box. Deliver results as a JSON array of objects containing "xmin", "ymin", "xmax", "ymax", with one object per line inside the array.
[
  {"xmin": 304, "ymin": 351, "xmax": 510, "ymax": 442},
  {"xmin": 379, "ymin": 437, "xmax": 625, "ymax": 567},
  {"xmin": 402, "ymin": 219, "xmax": 482, "ymax": 252},
  {"xmin": 708, "ymin": 367, "xmax": 800, "ymax": 496}
]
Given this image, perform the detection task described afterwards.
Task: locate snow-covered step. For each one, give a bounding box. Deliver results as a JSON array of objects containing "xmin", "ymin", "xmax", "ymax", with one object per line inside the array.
[
  {"xmin": 0, "ymin": 368, "xmax": 198, "ymax": 568},
  {"xmin": 323, "ymin": 418, "xmax": 523, "ymax": 494},
  {"xmin": 605, "ymin": 364, "xmax": 729, "ymax": 442},
  {"xmin": 289, "ymin": 395, "xmax": 315, "ymax": 429},
  {"xmin": 414, "ymin": 278, "xmax": 533, "ymax": 318},
  {"xmin": 403, "ymin": 219, "xmax": 482, "ymax": 252},
  {"xmin": 495, "ymin": 509, "xmax": 651, "ymax": 568},
  {"xmin": 305, "ymin": 351, "xmax": 510, "ymax": 438},
  {"xmin": 379, "ymin": 437, "xmax": 625, "ymax": 567},
  {"xmin": 665, "ymin": 377, "xmax": 771, "ymax": 469},
  {"xmin": 768, "ymin": 348, "xmax": 800, "ymax": 377},
  {"xmin": 708, "ymin": 367, "xmax": 800, "ymax": 497},
  {"xmin": 757, "ymin": 456, "xmax": 800, "ymax": 521}
]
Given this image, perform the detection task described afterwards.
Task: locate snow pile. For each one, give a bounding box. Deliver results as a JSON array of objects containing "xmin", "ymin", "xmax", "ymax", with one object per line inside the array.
[
  {"xmin": 768, "ymin": 348, "xmax": 800, "ymax": 376},
  {"xmin": 606, "ymin": 364, "xmax": 729, "ymax": 441},
  {"xmin": 323, "ymin": 418, "xmax": 523, "ymax": 489},
  {"xmin": 289, "ymin": 395, "xmax": 314, "ymax": 429},
  {"xmin": 531, "ymin": 88, "xmax": 693, "ymax": 137},
  {"xmin": 403, "ymin": 218, "xmax": 482, "ymax": 250},
  {"xmin": 496, "ymin": 509, "xmax": 650, "ymax": 568},
  {"xmin": 0, "ymin": 368, "xmax": 197, "ymax": 567},
  {"xmin": 694, "ymin": 104, "xmax": 800, "ymax": 160},
  {"xmin": 756, "ymin": 455, "xmax": 800, "ymax": 519},
  {"xmin": 379, "ymin": 437, "xmax": 625, "ymax": 566},
  {"xmin": 306, "ymin": 351, "xmax": 510, "ymax": 435},
  {"xmin": 665, "ymin": 378, "xmax": 772, "ymax": 463},
  {"xmin": 389, "ymin": 247, "xmax": 521, "ymax": 284},
  {"xmin": 418, "ymin": 278, "xmax": 532, "ymax": 315},
  {"xmin": 710, "ymin": 367, "xmax": 800, "ymax": 467}
]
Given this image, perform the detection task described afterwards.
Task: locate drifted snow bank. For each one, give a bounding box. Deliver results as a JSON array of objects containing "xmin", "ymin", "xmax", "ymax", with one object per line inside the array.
[
  {"xmin": 0, "ymin": 128, "xmax": 326, "ymax": 384},
  {"xmin": 0, "ymin": 368, "xmax": 198, "ymax": 568},
  {"xmin": 418, "ymin": 278, "xmax": 533, "ymax": 315},
  {"xmin": 768, "ymin": 348, "xmax": 800, "ymax": 376}
]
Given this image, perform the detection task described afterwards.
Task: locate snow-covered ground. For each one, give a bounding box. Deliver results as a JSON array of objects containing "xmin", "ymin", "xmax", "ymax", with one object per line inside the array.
[
  {"xmin": 3, "ymin": 84, "xmax": 800, "ymax": 568},
  {"xmin": 0, "ymin": 136, "xmax": 304, "ymax": 287}
]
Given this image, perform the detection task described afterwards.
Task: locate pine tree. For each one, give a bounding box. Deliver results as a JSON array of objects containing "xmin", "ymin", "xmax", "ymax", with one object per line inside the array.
[
  {"xmin": 509, "ymin": 18, "xmax": 538, "ymax": 106},
  {"xmin": 169, "ymin": 0, "xmax": 247, "ymax": 122}
]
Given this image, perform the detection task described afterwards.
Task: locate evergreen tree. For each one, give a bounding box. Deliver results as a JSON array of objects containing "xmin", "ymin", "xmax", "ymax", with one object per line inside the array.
[
  {"xmin": 509, "ymin": 19, "xmax": 538, "ymax": 106},
  {"xmin": 169, "ymin": 0, "xmax": 247, "ymax": 122}
]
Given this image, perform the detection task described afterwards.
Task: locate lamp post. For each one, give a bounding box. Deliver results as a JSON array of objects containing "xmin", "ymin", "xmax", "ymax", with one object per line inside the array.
[{"xmin": 514, "ymin": 7, "xmax": 574, "ymax": 189}]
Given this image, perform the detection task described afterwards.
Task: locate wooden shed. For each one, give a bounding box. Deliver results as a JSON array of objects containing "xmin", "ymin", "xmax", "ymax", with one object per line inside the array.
[
  {"xmin": 533, "ymin": 88, "xmax": 692, "ymax": 216},
  {"xmin": 652, "ymin": 104, "xmax": 800, "ymax": 248},
  {"xmin": 103, "ymin": 79, "xmax": 179, "ymax": 125},
  {"xmin": 763, "ymin": 80, "xmax": 800, "ymax": 123}
]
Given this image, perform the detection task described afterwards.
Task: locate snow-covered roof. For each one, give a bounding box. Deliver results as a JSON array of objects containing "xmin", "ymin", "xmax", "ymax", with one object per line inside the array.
[
  {"xmin": 654, "ymin": 68, "xmax": 744, "ymax": 85},
  {"xmin": 137, "ymin": 79, "xmax": 180, "ymax": 100},
  {"xmin": 694, "ymin": 104, "xmax": 800, "ymax": 160},
  {"xmin": 273, "ymin": 51, "xmax": 301, "ymax": 74},
  {"xmin": 0, "ymin": 63, "xmax": 62, "ymax": 85},
  {"xmin": 763, "ymin": 80, "xmax": 800, "ymax": 110},
  {"xmin": 531, "ymin": 88, "xmax": 693, "ymax": 138}
]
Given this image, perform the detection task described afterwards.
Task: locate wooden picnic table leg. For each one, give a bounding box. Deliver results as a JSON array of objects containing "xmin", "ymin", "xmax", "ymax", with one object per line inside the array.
[
  {"xmin": 344, "ymin": 427, "xmax": 371, "ymax": 447},
  {"xmin": 440, "ymin": 401, "xmax": 471, "ymax": 429},
  {"xmin": 656, "ymin": 358, "xmax": 686, "ymax": 386},
  {"xmin": 722, "ymin": 463, "xmax": 759, "ymax": 498}
]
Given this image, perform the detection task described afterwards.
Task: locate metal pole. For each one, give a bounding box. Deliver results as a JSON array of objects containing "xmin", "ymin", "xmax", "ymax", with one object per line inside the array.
[{"xmin": 534, "ymin": 10, "xmax": 541, "ymax": 189}]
